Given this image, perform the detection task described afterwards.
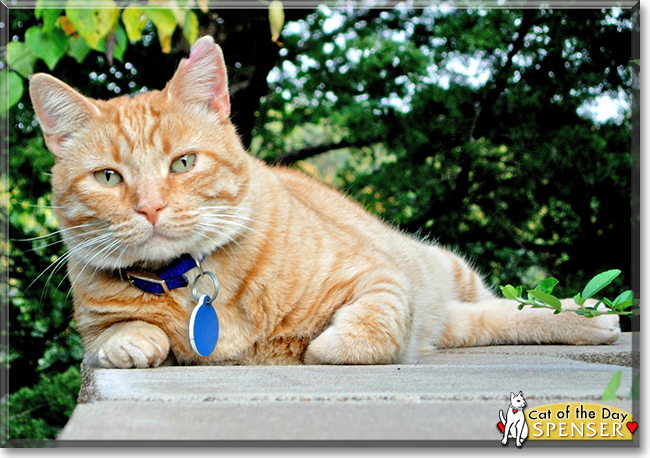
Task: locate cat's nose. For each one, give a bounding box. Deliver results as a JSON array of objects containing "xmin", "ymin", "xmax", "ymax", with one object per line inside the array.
[{"xmin": 137, "ymin": 203, "xmax": 166, "ymax": 225}]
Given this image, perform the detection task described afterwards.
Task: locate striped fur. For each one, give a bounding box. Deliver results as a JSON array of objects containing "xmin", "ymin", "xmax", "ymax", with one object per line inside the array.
[{"xmin": 29, "ymin": 36, "xmax": 620, "ymax": 368}]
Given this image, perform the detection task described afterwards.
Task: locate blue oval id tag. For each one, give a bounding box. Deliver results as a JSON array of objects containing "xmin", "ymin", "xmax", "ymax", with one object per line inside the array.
[{"xmin": 189, "ymin": 294, "xmax": 219, "ymax": 356}]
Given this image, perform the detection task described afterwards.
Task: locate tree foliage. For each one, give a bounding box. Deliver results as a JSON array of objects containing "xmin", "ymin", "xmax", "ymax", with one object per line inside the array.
[
  {"xmin": 1, "ymin": 1, "xmax": 637, "ymax": 441},
  {"xmin": 254, "ymin": 6, "xmax": 636, "ymax": 303}
]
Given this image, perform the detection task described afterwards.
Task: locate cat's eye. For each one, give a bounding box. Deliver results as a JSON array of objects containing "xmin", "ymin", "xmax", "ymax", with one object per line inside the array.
[
  {"xmin": 94, "ymin": 169, "xmax": 123, "ymax": 187},
  {"xmin": 170, "ymin": 153, "xmax": 196, "ymax": 173}
]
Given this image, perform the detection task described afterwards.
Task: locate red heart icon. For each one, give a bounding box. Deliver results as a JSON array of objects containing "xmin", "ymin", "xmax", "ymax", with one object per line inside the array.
[
  {"xmin": 497, "ymin": 422, "xmax": 505, "ymax": 433},
  {"xmin": 627, "ymin": 422, "xmax": 638, "ymax": 434}
]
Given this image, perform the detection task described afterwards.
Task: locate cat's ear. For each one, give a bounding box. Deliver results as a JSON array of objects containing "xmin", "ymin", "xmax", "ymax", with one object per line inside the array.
[
  {"xmin": 29, "ymin": 73, "xmax": 99, "ymax": 157},
  {"xmin": 166, "ymin": 35, "xmax": 230, "ymax": 117}
]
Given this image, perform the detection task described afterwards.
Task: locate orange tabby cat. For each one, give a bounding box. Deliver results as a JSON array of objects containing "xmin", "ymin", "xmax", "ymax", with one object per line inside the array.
[{"xmin": 28, "ymin": 36, "xmax": 620, "ymax": 368}]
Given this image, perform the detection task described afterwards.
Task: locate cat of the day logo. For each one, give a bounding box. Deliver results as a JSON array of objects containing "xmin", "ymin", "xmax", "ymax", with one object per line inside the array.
[{"xmin": 497, "ymin": 392, "xmax": 636, "ymax": 445}]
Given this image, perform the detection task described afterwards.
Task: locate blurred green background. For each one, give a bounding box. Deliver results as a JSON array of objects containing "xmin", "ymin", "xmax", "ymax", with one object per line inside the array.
[{"xmin": 0, "ymin": 1, "xmax": 639, "ymax": 441}]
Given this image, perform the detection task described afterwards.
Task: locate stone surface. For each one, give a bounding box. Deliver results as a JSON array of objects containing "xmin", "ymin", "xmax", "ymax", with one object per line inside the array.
[{"xmin": 57, "ymin": 333, "xmax": 638, "ymax": 444}]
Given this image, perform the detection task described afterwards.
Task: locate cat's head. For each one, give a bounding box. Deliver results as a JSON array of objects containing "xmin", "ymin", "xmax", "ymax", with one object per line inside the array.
[
  {"xmin": 510, "ymin": 391, "xmax": 527, "ymax": 409},
  {"xmin": 29, "ymin": 36, "xmax": 253, "ymax": 270}
]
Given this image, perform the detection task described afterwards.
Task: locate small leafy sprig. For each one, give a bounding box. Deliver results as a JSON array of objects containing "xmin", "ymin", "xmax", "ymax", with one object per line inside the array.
[{"xmin": 500, "ymin": 269, "xmax": 639, "ymax": 318}]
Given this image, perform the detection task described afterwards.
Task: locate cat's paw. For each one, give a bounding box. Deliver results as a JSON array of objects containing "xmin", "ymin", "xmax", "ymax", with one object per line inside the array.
[
  {"xmin": 560, "ymin": 299, "xmax": 620, "ymax": 344},
  {"xmin": 583, "ymin": 312, "xmax": 620, "ymax": 344},
  {"xmin": 96, "ymin": 322, "xmax": 170, "ymax": 368}
]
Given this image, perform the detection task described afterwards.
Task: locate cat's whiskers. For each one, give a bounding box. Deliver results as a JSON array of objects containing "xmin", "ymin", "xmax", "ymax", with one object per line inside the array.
[
  {"xmin": 88, "ymin": 239, "xmax": 129, "ymax": 285},
  {"xmin": 15, "ymin": 222, "xmax": 103, "ymax": 243},
  {"xmin": 24, "ymin": 228, "xmax": 109, "ymax": 253},
  {"xmin": 196, "ymin": 218, "xmax": 256, "ymax": 251},
  {"xmin": 199, "ymin": 211, "xmax": 267, "ymax": 240},
  {"xmin": 24, "ymin": 204, "xmax": 66, "ymax": 209},
  {"xmin": 197, "ymin": 206, "xmax": 269, "ymax": 227},
  {"xmin": 191, "ymin": 226, "xmax": 241, "ymax": 260},
  {"xmin": 34, "ymin": 233, "xmax": 113, "ymax": 295},
  {"xmin": 69, "ymin": 237, "xmax": 125, "ymax": 289},
  {"xmin": 195, "ymin": 221, "xmax": 245, "ymax": 253}
]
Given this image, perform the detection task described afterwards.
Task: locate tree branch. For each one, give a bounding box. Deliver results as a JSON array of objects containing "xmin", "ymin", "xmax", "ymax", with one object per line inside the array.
[{"xmin": 267, "ymin": 139, "xmax": 373, "ymax": 166}]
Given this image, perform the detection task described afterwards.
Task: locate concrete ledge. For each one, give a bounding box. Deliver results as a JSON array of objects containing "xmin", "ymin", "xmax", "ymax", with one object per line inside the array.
[{"xmin": 58, "ymin": 333, "xmax": 638, "ymax": 442}]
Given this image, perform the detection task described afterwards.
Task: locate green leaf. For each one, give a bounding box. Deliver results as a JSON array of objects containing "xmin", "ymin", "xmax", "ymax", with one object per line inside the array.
[
  {"xmin": 145, "ymin": 8, "xmax": 177, "ymax": 53},
  {"xmin": 35, "ymin": 0, "xmax": 61, "ymax": 21},
  {"xmin": 528, "ymin": 290, "xmax": 562, "ymax": 309},
  {"xmin": 582, "ymin": 269, "xmax": 621, "ymax": 300},
  {"xmin": 630, "ymin": 372, "xmax": 640, "ymax": 400},
  {"xmin": 0, "ymin": 70, "xmax": 24, "ymax": 116},
  {"xmin": 601, "ymin": 370, "xmax": 622, "ymax": 401},
  {"xmin": 269, "ymin": 0, "xmax": 285, "ymax": 42},
  {"xmin": 574, "ymin": 292, "xmax": 585, "ymax": 306},
  {"xmin": 66, "ymin": 34, "xmax": 92, "ymax": 64},
  {"xmin": 183, "ymin": 9, "xmax": 199, "ymax": 45},
  {"xmin": 24, "ymin": 26, "xmax": 68, "ymax": 71},
  {"xmin": 631, "ymin": 59, "xmax": 640, "ymax": 66},
  {"xmin": 612, "ymin": 290, "xmax": 633, "ymax": 307},
  {"xmin": 6, "ymin": 42, "xmax": 37, "ymax": 78},
  {"xmin": 122, "ymin": 5, "xmax": 148, "ymax": 42},
  {"xmin": 113, "ymin": 23, "xmax": 128, "ymax": 63},
  {"xmin": 611, "ymin": 300, "xmax": 636, "ymax": 311},
  {"xmin": 535, "ymin": 277, "xmax": 559, "ymax": 294},
  {"xmin": 66, "ymin": 1, "xmax": 120, "ymax": 49},
  {"xmin": 500, "ymin": 284, "xmax": 519, "ymax": 300},
  {"xmin": 41, "ymin": 8, "xmax": 63, "ymax": 34}
]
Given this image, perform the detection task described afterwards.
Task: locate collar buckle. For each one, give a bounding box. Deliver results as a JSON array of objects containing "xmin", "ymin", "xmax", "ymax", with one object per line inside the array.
[{"xmin": 125, "ymin": 269, "xmax": 171, "ymax": 295}]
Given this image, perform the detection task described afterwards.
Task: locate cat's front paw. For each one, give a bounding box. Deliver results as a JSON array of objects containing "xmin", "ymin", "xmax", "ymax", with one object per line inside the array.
[{"xmin": 95, "ymin": 321, "xmax": 170, "ymax": 368}]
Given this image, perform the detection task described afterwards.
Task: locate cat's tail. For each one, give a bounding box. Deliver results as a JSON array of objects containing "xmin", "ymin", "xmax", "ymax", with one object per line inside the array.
[
  {"xmin": 499, "ymin": 410, "xmax": 506, "ymax": 426},
  {"xmin": 436, "ymin": 298, "xmax": 620, "ymax": 348}
]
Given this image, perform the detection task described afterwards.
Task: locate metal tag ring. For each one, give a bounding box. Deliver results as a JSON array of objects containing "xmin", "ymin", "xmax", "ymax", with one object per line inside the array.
[{"xmin": 192, "ymin": 271, "xmax": 219, "ymax": 303}]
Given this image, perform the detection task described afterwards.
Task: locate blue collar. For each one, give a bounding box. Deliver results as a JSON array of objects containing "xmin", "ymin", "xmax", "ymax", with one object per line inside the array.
[{"xmin": 121, "ymin": 254, "xmax": 201, "ymax": 295}]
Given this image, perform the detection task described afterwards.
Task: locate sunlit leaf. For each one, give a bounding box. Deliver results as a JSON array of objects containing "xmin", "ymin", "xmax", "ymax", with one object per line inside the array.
[
  {"xmin": 146, "ymin": 8, "xmax": 177, "ymax": 53},
  {"xmin": 25, "ymin": 26, "xmax": 68, "ymax": 70},
  {"xmin": 573, "ymin": 292, "xmax": 585, "ymax": 306},
  {"xmin": 122, "ymin": 5, "xmax": 148, "ymax": 42},
  {"xmin": 601, "ymin": 370, "xmax": 622, "ymax": 401},
  {"xmin": 183, "ymin": 9, "xmax": 199, "ymax": 45},
  {"xmin": 269, "ymin": 0, "xmax": 285, "ymax": 43},
  {"xmin": 528, "ymin": 290, "xmax": 562, "ymax": 309},
  {"xmin": 148, "ymin": 0, "xmax": 186, "ymax": 26},
  {"xmin": 581, "ymin": 269, "xmax": 621, "ymax": 300},
  {"xmin": 612, "ymin": 290, "xmax": 633, "ymax": 307},
  {"xmin": 7, "ymin": 42, "xmax": 37, "ymax": 78},
  {"xmin": 56, "ymin": 16, "xmax": 77, "ymax": 36},
  {"xmin": 535, "ymin": 277, "xmax": 558, "ymax": 294},
  {"xmin": 500, "ymin": 284, "xmax": 519, "ymax": 300},
  {"xmin": 0, "ymin": 70, "xmax": 24, "ymax": 116},
  {"xmin": 65, "ymin": 1, "xmax": 120, "ymax": 49},
  {"xmin": 41, "ymin": 8, "xmax": 63, "ymax": 34},
  {"xmin": 198, "ymin": 0, "xmax": 209, "ymax": 12}
]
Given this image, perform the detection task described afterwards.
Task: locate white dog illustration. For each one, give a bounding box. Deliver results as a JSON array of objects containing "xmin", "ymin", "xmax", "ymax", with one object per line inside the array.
[{"xmin": 499, "ymin": 391, "xmax": 529, "ymax": 447}]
